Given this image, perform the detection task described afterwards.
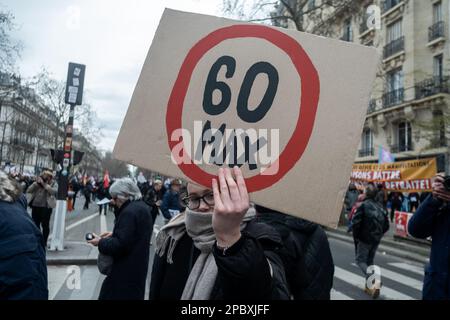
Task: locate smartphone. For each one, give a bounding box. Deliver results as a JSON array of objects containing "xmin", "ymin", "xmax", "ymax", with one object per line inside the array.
[{"xmin": 85, "ymin": 233, "xmax": 95, "ymax": 241}]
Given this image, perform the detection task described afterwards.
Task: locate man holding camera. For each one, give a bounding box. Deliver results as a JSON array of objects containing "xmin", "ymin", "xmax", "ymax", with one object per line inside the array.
[{"xmin": 408, "ymin": 173, "xmax": 450, "ymax": 300}]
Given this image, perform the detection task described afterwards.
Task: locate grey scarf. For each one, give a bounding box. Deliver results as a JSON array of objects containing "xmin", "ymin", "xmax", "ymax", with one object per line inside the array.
[{"xmin": 155, "ymin": 206, "xmax": 256, "ymax": 300}]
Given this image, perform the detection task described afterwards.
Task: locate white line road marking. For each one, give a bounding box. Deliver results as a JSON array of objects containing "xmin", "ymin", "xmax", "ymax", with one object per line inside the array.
[
  {"xmin": 351, "ymin": 263, "xmax": 423, "ymax": 291},
  {"xmin": 388, "ymin": 262, "xmax": 425, "ymax": 276},
  {"xmin": 334, "ymin": 266, "xmax": 414, "ymax": 300},
  {"xmin": 48, "ymin": 212, "xmax": 99, "ymax": 241},
  {"xmin": 66, "ymin": 212, "xmax": 99, "ymax": 231},
  {"xmin": 100, "ymin": 214, "xmax": 107, "ymax": 234},
  {"xmin": 331, "ymin": 289, "xmax": 354, "ymax": 300},
  {"xmin": 47, "ymin": 266, "xmax": 69, "ymax": 300}
]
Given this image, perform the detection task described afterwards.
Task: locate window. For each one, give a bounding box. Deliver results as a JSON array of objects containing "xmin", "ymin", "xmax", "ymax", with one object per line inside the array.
[
  {"xmin": 343, "ymin": 19, "xmax": 353, "ymax": 41},
  {"xmin": 387, "ymin": 68, "xmax": 404, "ymax": 92},
  {"xmin": 434, "ymin": 54, "xmax": 443, "ymax": 79},
  {"xmin": 387, "ymin": 19, "xmax": 402, "ymax": 43},
  {"xmin": 433, "ymin": 1, "xmax": 442, "ymax": 24},
  {"xmin": 362, "ymin": 128, "xmax": 373, "ymax": 154},
  {"xmin": 398, "ymin": 121, "xmax": 412, "ymax": 151}
]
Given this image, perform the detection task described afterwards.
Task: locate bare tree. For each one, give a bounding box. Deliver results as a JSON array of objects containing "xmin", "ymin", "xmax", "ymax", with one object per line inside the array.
[
  {"xmin": 0, "ymin": 8, "xmax": 22, "ymax": 74},
  {"xmin": 33, "ymin": 69, "xmax": 97, "ymax": 156},
  {"xmin": 101, "ymin": 151, "xmax": 130, "ymax": 178},
  {"xmin": 221, "ymin": 0, "xmax": 358, "ymax": 35}
]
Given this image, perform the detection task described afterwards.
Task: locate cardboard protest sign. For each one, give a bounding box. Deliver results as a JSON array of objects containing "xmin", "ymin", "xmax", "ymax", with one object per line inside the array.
[
  {"xmin": 350, "ymin": 158, "xmax": 437, "ymax": 192},
  {"xmin": 113, "ymin": 9, "xmax": 379, "ymax": 227}
]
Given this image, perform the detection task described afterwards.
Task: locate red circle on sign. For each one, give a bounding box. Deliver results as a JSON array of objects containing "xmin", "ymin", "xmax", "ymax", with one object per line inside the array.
[{"xmin": 166, "ymin": 24, "xmax": 320, "ymax": 192}]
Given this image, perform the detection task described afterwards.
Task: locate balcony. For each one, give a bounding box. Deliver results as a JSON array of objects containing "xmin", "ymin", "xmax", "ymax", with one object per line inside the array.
[
  {"xmin": 391, "ymin": 143, "xmax": 413, "ymax": 153},
  {"xmin": 359, "ymin": 148, "xmax": 374, "ymax": 157},
  {"xmin": 383, "ymin": 0, "xmax": 402, "ymax": 13},
  {"xmin": 360, "ymin": 21, "xmax": 369, "ymax": 34},
  {"xmin": 367, "ymin": 99, "xmax": 377, "ymax": 113},
  {"xmin": 415, "ymin": 77, "xmax": 450, "ymax": 100},
  {"xmin": 383, "ymin": 36, "xmax": 404, "ymax": 59},
  {"xmin": 429, "ymin": 21, "xmax": 445, "ymax": 43},
  {"xmin": 383, "ymin": 88, "xmax": 404, "ymax": 108}
]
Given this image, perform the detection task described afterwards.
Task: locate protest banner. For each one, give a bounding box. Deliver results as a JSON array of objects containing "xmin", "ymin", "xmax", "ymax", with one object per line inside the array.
[
  {"xmin": 350, "ymin": 158, "xmax": 437, "ymax": 192},
  {"xmin": 113, "ymin": 9, "xmax": 379, "ymax": 227}
]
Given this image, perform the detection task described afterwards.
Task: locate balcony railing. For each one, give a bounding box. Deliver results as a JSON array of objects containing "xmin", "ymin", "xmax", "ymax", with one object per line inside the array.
[
  {"xmin": 359, "ymin": 148, "xmax": 374, "ymax": 157},
  {"xmin": 383, "ymin": 0, "xmax": 401, "ymax": 13},
  {"xmin": 360, "ymin": 21, "xmax": 369, "ymax": 34},
  {"xmin": 383, "ymin": 88, "xmax": 404, "ymax": 107},
  {"xmin": 429, "ymin": 21, "xmax": 445, "ymax": 42},
  {"xmin": 383, "ymin": 36, "xmax": 404, "ymax": 58},
  {"xmin": 415, "ymin": 76, "xmax": 450, "ymax": 99},
  {"xmin": 367, "ymin": 99, "xmax": 377, "ymax": 113},
  {"xmin": 391, "ymin": 143, "xmax": 413, "ymax": 153}
]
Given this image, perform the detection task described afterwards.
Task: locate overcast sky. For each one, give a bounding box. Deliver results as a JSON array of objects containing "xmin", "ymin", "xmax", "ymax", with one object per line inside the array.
[{"xmin": 2, "ymin": 0, "xmax": 223, "ymax": 152}]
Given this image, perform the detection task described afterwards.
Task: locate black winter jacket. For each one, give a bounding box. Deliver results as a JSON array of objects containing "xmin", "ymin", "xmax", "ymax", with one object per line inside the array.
[
  {"xmin": 149, "ymin": 220, "xmax": 290, "ymax": 300},
  {"xmin": 98, "ymin": 200, "xmax": 153, "ymax": 300},
  {"xmin": 352, "ymin": 198, "xmax": 389, "ymax": 245},
  {"xmin": 0, "ymin": 194, "xmax": 48, "ymax": 300}
]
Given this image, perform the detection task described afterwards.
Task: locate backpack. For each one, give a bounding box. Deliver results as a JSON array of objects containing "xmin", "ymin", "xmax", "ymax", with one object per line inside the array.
[{"xmin": 255, "ymin": 207, "xmax": 335, "ymax": 300}]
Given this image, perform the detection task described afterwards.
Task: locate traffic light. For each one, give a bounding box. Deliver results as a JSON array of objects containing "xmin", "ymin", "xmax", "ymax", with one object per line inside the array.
[
  {"xmin": 73, "ymin": 150, "xmax": 84, "ymax": 166},
  {"xmin": 50, "ymin": 149, "xmax": 64, "ymax": 164}
]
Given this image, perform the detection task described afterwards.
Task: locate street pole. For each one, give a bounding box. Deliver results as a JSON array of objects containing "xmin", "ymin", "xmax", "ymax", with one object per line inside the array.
[
  {"xmin": 49, "ymin": 62, "xmax": 85, "ymax": 251},
  {"xmin": 49, "ymin": 104, "xmax": 75, "ymax": 251}
]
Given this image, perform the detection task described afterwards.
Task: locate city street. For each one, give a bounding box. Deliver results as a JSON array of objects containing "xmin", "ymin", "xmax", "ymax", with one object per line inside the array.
[{"xmin": 45, "ymin": 196, "xmax": 426, "ymax": 300}]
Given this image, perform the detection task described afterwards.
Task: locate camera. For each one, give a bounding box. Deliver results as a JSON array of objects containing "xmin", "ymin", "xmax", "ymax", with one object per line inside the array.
[
  {"xmin": 444, "ymin": 176, "xmax": 450, "ymax": 191},
  {"xmin": 85, "ymin": 233, "xmax": 95, "ymax": 241}
]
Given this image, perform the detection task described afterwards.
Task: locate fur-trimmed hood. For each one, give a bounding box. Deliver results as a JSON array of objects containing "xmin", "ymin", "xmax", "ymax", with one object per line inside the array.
[{"xmin": 0, "ymin": 170, "xmax": 22, "ymax": 203}]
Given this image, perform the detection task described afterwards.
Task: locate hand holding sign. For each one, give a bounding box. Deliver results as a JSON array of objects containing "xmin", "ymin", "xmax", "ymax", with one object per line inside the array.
[{"xmin": 212, "ymin": 166, "xmax": 249, "ymax": 248}]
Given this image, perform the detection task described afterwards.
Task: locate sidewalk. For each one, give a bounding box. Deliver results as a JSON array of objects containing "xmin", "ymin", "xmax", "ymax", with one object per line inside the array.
[
  {"xmin": 325, "ymin": 223, "xmax": 431, "ymax": 264},
  {"xmin": 45, "ymin": 195, "xmax": 109, "ymax": 266},
  {"xmin": 46, "ymin": 242, "xmax": 99, "ymax": 265}
]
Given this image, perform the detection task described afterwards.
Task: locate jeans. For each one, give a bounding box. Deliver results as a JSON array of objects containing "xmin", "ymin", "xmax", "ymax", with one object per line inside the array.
[
  {"xmin": 31, "ymin": 206, "xmax": 53, "ymax": 247},
  {"xmin": 355, "ymin": 241, "xmax": 379, "ymax": 276}
]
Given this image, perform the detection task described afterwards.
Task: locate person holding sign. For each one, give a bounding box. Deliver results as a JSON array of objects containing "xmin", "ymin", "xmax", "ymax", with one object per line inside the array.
[{"xmin": 150, "ymin": 166, "xmax": 290, "ymax": 300}]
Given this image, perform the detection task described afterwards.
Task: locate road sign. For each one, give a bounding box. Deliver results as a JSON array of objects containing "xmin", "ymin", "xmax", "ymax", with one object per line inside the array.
[{"xmin": 65, "ymin": 62, "xmax": 86, "ymax": 106}]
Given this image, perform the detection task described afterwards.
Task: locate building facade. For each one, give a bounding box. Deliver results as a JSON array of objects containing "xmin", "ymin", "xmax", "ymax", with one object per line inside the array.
[
  {"xmin": 0, "ymin": 72, "xmax": 103, "ymax": 176},
  {"xmin": 0, "ymin": 73, "xmax": 60, "ymax": 174},
  {"xmin": 275, "ymin": 0, "xmax": 450, "ymax": 172}
]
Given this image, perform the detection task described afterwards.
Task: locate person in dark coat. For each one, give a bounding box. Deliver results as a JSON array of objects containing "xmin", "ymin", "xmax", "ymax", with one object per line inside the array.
[
  {"xmin": 83, "ymin": 180, "xmax": 93, "ymax": 210},
  {"xmin": 87, "ymin": 178, "xmax": 153, "ymax": 300},
  {"xmin": 161, "ymin": 178, "xmax": 182, "ymax": 223},
  {"xmin": 149, "ymin": 167, "xmax": 290, "ymax": 300},
  {"xmin": 352, "ymin": 183, "xmax": 389, "ymax": 299},
  {"xmin": 389, "ymin": 192, "xmax": 404, "ymax": 222},
  {"xmin": 0, "ymin": 170, "xmax": 48, "ymax": 300},
  {"xmin": 408, "ymin": 174, "xmax": 450, "ymax": 300},
  {"xmin": 255, "ymin": 205, "xmax": 334, "ymax": 300},
  {"xmin": 143, "ymin": 179, "xmax": 164, "ymax": 225}
]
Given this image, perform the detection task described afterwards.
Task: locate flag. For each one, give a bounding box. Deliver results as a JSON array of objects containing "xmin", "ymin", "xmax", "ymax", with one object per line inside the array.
[
  {"xmin": 103, "ymin": 170, "xmax": 110, "ymax": 189},
  {"xmin": 378, "ymin": 146, "xmax": 395, "ymax": 164}
]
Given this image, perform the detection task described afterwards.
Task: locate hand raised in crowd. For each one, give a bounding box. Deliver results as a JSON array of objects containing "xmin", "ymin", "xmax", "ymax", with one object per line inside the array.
[
  {"xmin": 432, "ymin": 173, "xmax": 450, "ymax": 202},
  {"xmin": 212, "ymin": 166, "xmax": 249, "ymax": 248}
]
